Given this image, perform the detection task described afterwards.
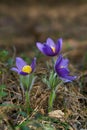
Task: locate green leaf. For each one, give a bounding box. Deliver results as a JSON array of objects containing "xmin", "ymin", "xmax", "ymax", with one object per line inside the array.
[
  {"xmin": 0, "ymin": 91, "xmax": 7, "ymax": 98},
  {"xmin": 0, "ymin": 50, "xmax": 9, "ymax": 62},
  {"xmin": 20, "ymin": 126, "xmax": 30, "ymax": 130},
  {"xmin": 0, "ymin": 84, "xmax": 7, "ymax": 99},
  {"xmin": 42, "ymin": 78, "xmax": 51, "ymax": 89},
  {"xmin": 0, "ymin": 84, "xmax": 6, "ymax": 89},
  {"xmin": 18, "ymin": 111, "xmax": 27, "ymax": 118}
]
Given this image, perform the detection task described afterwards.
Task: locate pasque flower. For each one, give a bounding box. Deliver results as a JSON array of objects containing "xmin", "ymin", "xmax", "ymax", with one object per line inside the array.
[
  {"xmin": 11, "ymin": 57, "xmax": 36, "ymax": 75},
  {"xmin": 36, "ymin": 37, "xmax": 62, "ymax": 56},
  {"xmin": 55, "ymin": 55, "xmax": 76, "ymax": 82}
]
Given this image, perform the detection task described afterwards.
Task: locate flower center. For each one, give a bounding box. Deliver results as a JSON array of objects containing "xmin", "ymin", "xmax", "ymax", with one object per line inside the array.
[
  {"xmin": 22, "ymin": 65, "xmax": 32, "ymax": 73},
  {"xmin": 51, "ymin": 46, "xmax": 56, "ymax": 53},
  {"xmin": 60, "ymin": 66, "xmax": 64, "ymax": 68}
]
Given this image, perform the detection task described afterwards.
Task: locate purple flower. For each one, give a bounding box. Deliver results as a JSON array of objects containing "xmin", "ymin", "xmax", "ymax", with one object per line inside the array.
[
  {"xmin": 54, "ymin": 55, "xmax": 76, "ymax": 82},
  {"xmin": 36, "ymin": 37, "xmax": 62, "ymax": 56},
  {"xmin": 11, "ymin": 57, "xmax": 36, "ymax": 76}
]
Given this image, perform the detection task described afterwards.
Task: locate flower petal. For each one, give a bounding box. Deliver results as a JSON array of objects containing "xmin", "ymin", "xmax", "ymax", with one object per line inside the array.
[
  {"xmin": 59, "ymin": 58, "xmax": 69, "ymax": 68},
  {"xmin": 56, "ymin": 38, "xmax": 62, "ymax": 53},
  {"xmin": 11, "ymin": 67, "xmax": 19, "ymax": 73},
  {"xmin": 16, "ymin": 57, "xmax": 27, "ymax": 71},
  {"xmin": 56, "ymin": 68, "xmax": 69, "ymax": 77},
  {"xmin": 36, "ymin": 42, "xmax": 45, "ymax": 54},
  {"xmin": 61, "ymin": 75, "xmax": 77, "ymax": 83},
  {"xmin": 43, "ymin": 44, "xmax": 55, "ymax": 56},
  {"xmin": 54, "ymin": 55, "xmax": 62, "ymax": 71},
  {"xmin": 46, "ymin": 38, "xmax": 55, "ymax": 47},
  {"xmin": 36, "ymin": 42, "xmax": 54, "ymax": 56},
  {"xmin": 55, "ymin": 55, "xmax": 69, "ymax": 71},
  {"xmin": 55, "ymin": 55, "xmax": 76, "ymax": 83},
  {"xmin": 20, "ymin": 71, "xmax": 28, "ymax": 76},
  {"xmin": 30, "ymin": 57, "xmax": 36, "ymax": 72}
]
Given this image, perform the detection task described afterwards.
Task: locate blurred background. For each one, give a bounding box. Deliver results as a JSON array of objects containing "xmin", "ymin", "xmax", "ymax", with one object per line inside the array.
[{"xmin": 0, "ymin": 0, "xmax": 87, "ymax": 54}]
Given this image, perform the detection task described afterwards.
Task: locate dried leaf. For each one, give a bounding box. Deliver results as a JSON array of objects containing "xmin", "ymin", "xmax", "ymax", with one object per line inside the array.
[{"xmin": 48, "ymin": 110, "xmax": 64, "ymax": 119}]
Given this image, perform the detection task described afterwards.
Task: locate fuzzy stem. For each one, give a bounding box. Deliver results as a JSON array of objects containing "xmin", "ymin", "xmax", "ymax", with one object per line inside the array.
[
  {"xmin": 20, "ymin": 79, "xmax": 25, "ymax": 103},
  {"xmin": 25, "ymin": 91, "xmax": 31, "ymax": 114},
  {"xmin": 48, "ymin": 89, "xmax": 56, "ymax": 112}
]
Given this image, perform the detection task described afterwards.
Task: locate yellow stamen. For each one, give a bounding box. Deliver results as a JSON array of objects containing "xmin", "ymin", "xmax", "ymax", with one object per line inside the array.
[
  {"xmin": 22, "ymin": 65, "xmax": 32, "ymax": 73},
  {"xmin": 51, "ymin": 46, "xmax": 56, "ymax": 53}
]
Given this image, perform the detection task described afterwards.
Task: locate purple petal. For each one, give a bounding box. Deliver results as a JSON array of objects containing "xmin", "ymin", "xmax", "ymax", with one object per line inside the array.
[
  {"xmin": 11, "ymin": 67, "xmax": 19, "ymax": 73},
  {"xmin": 55, "ymin": 55, "xmax": 69, "ymax": 71},
  {"xmin": 55, "ymin": 55, "xmax": 62, "ymax": 71},
  {"xmin": 59, "ymin": 58, "xmax": 69, "ymax": 68},
  {"xmin": 55, "ymin": 54, "xmax": 76, "ymax": 83},
  {"xmin": 61, "ymin": 76, "xmax": 77, "ymax": 83},
  {"xmin": 46, "ymin": 38, "xmax": 55, "ymax": 47},
  {"xmin": 36, "ymin": 42, "xmax": 45, "ymax": 54},
  {"xmin": 43, "ymin": 44, "xmax": 55, "ymax": 56},
  {"xmin": 36, "ymin": 42, "xmax": 54, "ymax": 56},
  {"xmin": 30, "ymin": 57, "xmax": 36, "ymax": 72},
  {"xmin": 20, "ymin": 71, "xmax": 28, "ymax": 76},
  {"xmin": 56, "ymin": 38, "xmax": 62, "ymax": 54},
  {"xmin": 56, "ymin": 68, "xmax": 69, "ymax": 77},
  {"xmin": 16, "ymin": 57, "xmax": 27, "ymax": 71}
]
